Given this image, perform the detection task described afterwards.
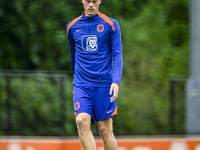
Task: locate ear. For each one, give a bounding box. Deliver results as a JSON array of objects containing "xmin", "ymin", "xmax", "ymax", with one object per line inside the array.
[{"xmin": 99, "ymin": 0, "xmax": 102, "ymax": 4}]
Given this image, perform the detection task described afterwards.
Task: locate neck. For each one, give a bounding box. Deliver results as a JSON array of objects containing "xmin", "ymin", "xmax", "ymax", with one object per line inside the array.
[{"xmin": 83, "ymin": 11, "xmax": 99, "ymax": 17}]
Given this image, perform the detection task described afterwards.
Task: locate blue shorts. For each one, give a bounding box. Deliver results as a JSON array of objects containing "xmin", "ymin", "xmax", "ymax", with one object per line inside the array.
[{"xmin": 73, "ymin": 85, "xmax": 117, "ymax": 122}]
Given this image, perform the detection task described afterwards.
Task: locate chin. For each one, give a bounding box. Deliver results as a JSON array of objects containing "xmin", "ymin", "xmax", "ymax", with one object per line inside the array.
[{"xmin": 88, "ymin": 13, "xmax": 94, "ymax": 16}]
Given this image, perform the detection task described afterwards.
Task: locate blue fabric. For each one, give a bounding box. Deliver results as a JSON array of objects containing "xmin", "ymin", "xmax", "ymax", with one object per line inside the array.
[
  {"xmin": 73, "ymin": 85, "xmax": 117, "ymax": 122},
  {"xmin": 67, "ymin": 12, "xmax": 123, "ymax": 87}
]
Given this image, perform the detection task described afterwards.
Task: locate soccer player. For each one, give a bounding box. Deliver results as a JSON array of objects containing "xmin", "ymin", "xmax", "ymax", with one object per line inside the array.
[{"xmin": 66, "ymin": 0, "xmax": 123, "ymax": 150}]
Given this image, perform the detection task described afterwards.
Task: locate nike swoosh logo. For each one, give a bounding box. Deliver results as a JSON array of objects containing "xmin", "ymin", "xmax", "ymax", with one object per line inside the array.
[
  {"xmin": 76, "ymin": 29, "xmax": 82, "ymax": 32},
  {"xmin": 107, "ymin": 110, "xmax": 113, "ymax": 114}
]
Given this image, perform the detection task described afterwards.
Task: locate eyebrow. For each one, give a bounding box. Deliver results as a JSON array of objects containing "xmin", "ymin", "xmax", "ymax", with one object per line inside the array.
[{"xmin": 86, "ymin": 0, "xmax": 98, "ymax": 1}]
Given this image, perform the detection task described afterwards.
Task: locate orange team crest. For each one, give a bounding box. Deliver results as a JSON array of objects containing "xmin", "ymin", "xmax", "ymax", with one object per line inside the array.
[
  {"xmin": 97, "ymin": 24, "xmax": 104, "ymax": 33},
  {"xmin": 74, "ymin": 102, "xmax": 80, "ymax": 111}
]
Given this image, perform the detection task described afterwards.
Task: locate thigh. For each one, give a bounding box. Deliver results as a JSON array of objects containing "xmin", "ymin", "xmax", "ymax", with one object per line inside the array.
[
  {"xmin": 93, "ymin": 87, "xmax": 117, "ymax": 122},
  {"xmin": 73, "ymin": 85, "xmax": 94, "ymax": 120},
  {"xmin": 97, "ymin": 117, "xmax": 113, "ymax": 133},
  {"xmin": 97, "ymin": 117, "xmax": 113, "ymax": 127}
]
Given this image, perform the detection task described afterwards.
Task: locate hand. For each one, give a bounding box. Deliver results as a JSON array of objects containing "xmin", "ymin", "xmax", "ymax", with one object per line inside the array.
[{"xmin": 109, "ymin": 83, "xmax": 119, "ymax": 102}]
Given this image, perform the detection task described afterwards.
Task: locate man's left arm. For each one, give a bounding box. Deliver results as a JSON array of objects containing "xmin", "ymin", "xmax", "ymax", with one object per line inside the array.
[{"xmin": 110, "ymin": 20, "xmax": 123, "ymax": 102}]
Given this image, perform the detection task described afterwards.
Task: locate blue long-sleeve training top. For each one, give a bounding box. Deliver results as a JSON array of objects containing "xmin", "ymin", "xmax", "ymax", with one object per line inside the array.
[{"xmin": 66, "ymin": 12, "xmax": 123, "ymax": 87}]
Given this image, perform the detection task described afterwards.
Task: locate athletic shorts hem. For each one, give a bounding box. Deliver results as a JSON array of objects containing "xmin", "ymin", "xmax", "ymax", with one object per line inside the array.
[
  {"xmin": 75, "ymin": 112, "xmax": 94, "ymax": 119},
  {"xmin": 96, "ymin": 115, "xmax": 117, "ymax": 122}
]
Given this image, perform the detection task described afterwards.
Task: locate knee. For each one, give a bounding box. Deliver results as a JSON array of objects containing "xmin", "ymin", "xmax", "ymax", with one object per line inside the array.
[
  {"xmin": 76, "ymin": 115, "xmax": 90, "ymax": 132},
  {"xmin": 76, "ymin": 117, "xmax": 85, "ymax": 126},
  {"xmin": 76, "ymin": 117, "xmax": 87, "ymax": 128},
  {"xmin": 99, "ymin": 126, "xmax": 110, "ymax": 139}
]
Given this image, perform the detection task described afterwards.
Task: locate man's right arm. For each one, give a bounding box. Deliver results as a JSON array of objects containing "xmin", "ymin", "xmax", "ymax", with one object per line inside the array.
[{"xmin": 67, "ymin": 32, "xmax": 76, "ymax": 74}]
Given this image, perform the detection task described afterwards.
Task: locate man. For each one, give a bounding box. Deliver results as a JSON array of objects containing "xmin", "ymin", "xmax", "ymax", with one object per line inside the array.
[{"xmin": 66, "ymin": 0, "xmax": 123, "ymax": 150}]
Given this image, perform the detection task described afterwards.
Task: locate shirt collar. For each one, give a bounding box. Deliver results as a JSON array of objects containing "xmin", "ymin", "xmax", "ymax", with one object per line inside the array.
[{"xmin": 82, "ymin": 11, "xmax": 99, "ymax": 18}]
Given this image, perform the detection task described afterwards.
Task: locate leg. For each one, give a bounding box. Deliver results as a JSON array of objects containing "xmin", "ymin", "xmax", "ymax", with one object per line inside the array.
[
  {"xmin": 97, "ymin": 117, "xmax": 117, "ymax": 150},
  {"xmin": 76, "ymin": 113, "xmax": 96, "ymax": 150}
]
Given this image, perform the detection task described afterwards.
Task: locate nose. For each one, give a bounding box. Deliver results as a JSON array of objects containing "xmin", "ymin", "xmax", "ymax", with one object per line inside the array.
[{"xmin": 89, "ymin": 2, "xmax": 93, "ymax": 7}]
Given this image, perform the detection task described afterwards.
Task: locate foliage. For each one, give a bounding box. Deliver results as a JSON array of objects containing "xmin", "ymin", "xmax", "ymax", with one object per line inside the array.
[{"xmin": 0, "ymin": 0, "xmax": 189, "ymax": 136}]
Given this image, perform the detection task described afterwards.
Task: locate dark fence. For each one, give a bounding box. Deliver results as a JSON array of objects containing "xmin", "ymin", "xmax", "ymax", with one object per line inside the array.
[
  {"xmin": 0, "ymin": 71, "xmax": 187, "ymax": 136},
  {"xmin": 0, "ymin": 70, "xmax": 67, "ymax": 136},
  {"xmin": 168, "ymin": 76, "xmax": 187, "ymax": 134}
]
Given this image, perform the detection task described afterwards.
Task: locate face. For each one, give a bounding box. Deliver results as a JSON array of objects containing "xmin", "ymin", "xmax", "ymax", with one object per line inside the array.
[{"xmin": 82, "ymin": 0, "xmax": 102, "ymax": 16}]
